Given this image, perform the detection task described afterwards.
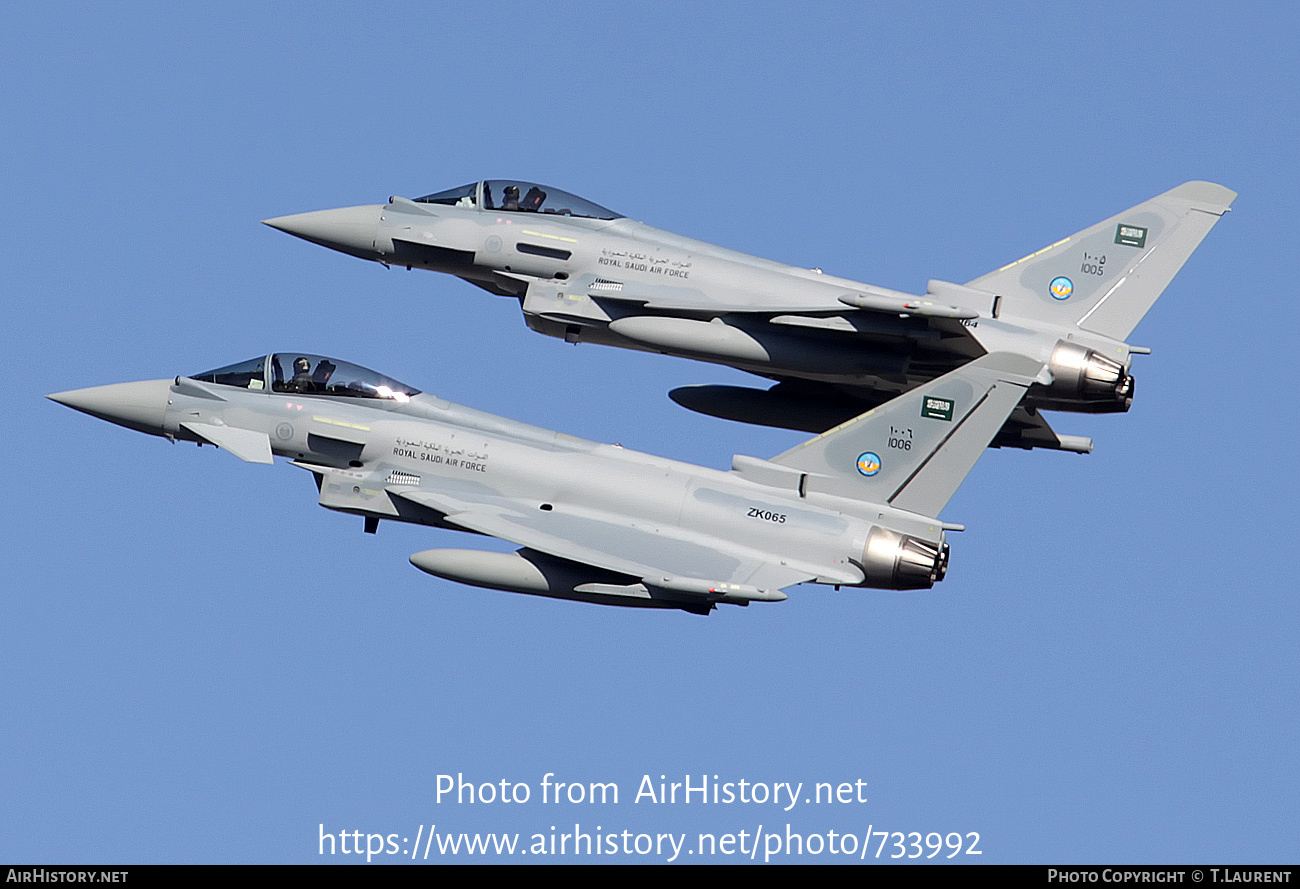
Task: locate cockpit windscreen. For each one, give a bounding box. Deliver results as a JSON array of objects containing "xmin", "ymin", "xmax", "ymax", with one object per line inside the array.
[
  {"xmin": 191, "ymin": 355, "xmax": 421, "ymax": 401},
  {"xmin": 414, "ymin": 180, "xmax": 622, "ymax": 220},
  {"xmin": 412, "ymin": 182, "xmax": 477, "ymax": 208},
  {"xmin": 270, "ymin": 354, "xmax": 420, "ymax": 400},
  {"xmin": 191, "ymin": 356, "xmax": 268, "ymax": 390}
]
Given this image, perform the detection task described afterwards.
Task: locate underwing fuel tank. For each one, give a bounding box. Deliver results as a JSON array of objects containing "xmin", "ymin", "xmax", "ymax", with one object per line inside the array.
[
  {"xmin": 410, "ymin": 548, "xmax": 617, "ymax": 597},
  {"xmin": 607, "ymin": 316, "xmax": 907, "ymax": 375},
  {"xmin": 409, "ymin": 548, "xmax": 784, "ymax": 614},
  {"xmin": 669, "ymin": 384, "xmax": 861, "ymax": 434}
]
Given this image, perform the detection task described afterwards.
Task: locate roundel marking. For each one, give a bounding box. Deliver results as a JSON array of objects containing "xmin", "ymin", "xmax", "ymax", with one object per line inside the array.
[
  {"xmin": 1049, "ymin": 276, "xmax": 1074, "ymax": 300},
  {"xmin": 275, "ymin": 422, "xmax": 295, "ymax": 440},
  {"xmin": 856, "ymin": 451, "xmax": 882, "ymax": 476}
]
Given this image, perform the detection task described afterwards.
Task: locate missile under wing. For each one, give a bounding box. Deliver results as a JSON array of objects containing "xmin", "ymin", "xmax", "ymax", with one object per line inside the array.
[
  {"xmin": 49, "ymin": 351, "xmax": 1044, "ymax": 615},
  {"xmin": 265, "ymin": 179, "xmax": 1235, "ymax": 453}
]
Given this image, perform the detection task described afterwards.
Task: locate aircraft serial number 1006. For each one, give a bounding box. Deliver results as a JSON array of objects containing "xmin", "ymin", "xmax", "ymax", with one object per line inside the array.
[{"xmin": 51, "ymin": 350, "xmax": 1042, "ymax": 614}]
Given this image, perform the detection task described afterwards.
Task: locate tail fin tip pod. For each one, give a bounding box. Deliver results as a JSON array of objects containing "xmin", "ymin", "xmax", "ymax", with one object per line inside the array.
[
  {"xmin": 967, "ymin": 181, "xmax": 1236, "ymax": 341},
  {"xmin": 769, "ymin": 352, "xmax": 1043, "ymax": 517}
]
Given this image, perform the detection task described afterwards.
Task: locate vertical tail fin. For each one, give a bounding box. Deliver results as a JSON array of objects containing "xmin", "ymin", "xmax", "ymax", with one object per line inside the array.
[
  {"xmin": 967, "ymin": 181, "xmax": 1235, "ymax": 340},
  {"xmin": 769, "ymin": 352, "xmax": 1043, "ymax": 516}
]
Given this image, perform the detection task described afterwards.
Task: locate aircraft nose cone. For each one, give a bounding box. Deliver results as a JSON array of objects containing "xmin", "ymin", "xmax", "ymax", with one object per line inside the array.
[
  {"xmin": 262, "ymin": 205, "xmax": 386, "ymax": 260},
  {"xmin": 47, "ymin": 379, "xmax": 173, "ymax": 436}
]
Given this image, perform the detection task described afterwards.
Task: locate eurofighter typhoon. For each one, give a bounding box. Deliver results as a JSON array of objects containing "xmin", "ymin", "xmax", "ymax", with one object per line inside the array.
[
  {"xmin": 49, "ymin": 351, "xmax": 1043, "ymax": 615},
  {"xmin": 265, "ymin": 180, "xmax": 1234, "ymax": 451}
]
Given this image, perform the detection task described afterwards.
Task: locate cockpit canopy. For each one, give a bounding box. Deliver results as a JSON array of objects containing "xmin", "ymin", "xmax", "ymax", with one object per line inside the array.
[
  {"xmin": 191, "ymin": 354, "xmax": 420, "ymax": 401},
  {"xmin": 413, "ymin": 180, "xmax": 622, "ymax": 220}
]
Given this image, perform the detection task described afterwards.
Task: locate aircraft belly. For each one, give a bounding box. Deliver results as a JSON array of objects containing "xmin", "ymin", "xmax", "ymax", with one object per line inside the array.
[
  {"xmin": 390, "ymin": 437, "xmax": 836, "ymax": 593},
  {"xmin": 479, "ymin": 509, "xmax": 742, "ymax": 580},
  {"xmin": 683, "ymin": 484, "xmax": 865, "ymax": 584},
  {"xmin": 441, "ymin": 503, "xmax": 821, "ymax": 593},
  {"xmin": 378, "ymin": 412, "xmax": 881, "ymax": 589}
]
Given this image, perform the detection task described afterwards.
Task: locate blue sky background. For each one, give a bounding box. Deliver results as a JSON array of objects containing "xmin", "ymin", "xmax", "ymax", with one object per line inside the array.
[{"xmin": 4, "ymin": 1, "xmax": 1296, "ymax": 863}]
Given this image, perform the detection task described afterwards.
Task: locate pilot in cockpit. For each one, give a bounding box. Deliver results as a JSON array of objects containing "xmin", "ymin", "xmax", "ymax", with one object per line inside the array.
[
  {"xmin": 289, "ymin": 356, "xmax": 314, "ymax": 391},
  {"xmin": 502, "ymin": 185, "xmax": 521, "ymax": 211}
]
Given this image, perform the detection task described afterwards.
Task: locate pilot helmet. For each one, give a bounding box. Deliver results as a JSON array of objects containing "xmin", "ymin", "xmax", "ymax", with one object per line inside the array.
[{"xmin": 294, "ymin": 357, "xmax": 311, "ymax": 373}]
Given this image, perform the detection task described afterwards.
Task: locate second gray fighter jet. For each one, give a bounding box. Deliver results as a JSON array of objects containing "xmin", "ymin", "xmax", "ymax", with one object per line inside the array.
[
  {"xmin": 50, "ymin": 350, "xmax": 1044, "ymax": 614},
  {"xmin": 265, "ymin": 179, "xmax": 1235, "ymax": 452}
]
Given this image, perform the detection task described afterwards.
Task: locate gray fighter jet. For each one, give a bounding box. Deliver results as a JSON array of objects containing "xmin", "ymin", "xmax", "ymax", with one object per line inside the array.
[
  {"xmin": 49, "ymin": 350, "xmax": 1045, "ymax": 614},
  {"xmin": 265, "ymin": 180, "xmax": 1235, "ymax": 452}
]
